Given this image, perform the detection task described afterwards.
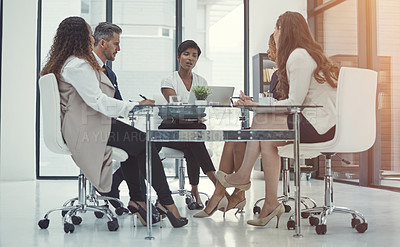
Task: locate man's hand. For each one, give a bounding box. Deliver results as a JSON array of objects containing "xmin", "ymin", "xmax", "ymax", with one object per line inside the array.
[{"xmin": 139, "ymin": 99, "xmax": 155, "ymax": 105}]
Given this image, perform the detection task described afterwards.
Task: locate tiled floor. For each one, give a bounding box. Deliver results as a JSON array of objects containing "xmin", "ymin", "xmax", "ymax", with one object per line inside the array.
[{"xmin": 1, "ymin": 172, "xmax": 399, "ymax": 247}]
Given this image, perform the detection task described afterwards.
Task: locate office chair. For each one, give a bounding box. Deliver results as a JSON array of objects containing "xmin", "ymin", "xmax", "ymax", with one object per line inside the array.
[
  {"xmin": 278, "ymin": 67, "xmax": 378, "ymax": 235},
  {"xmin": 37, "ymin": 73, "xmax": 129, "ymax": 233},
  {"xmin": 159, "ymin": 147, "xmax": 211, "ymax": 209}
]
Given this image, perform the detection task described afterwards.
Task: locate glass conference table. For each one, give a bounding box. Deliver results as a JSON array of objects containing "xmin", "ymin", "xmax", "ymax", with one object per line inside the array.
[{"xmin": 129, "ymin": 104, "xmax": 320, "ymax": 239}]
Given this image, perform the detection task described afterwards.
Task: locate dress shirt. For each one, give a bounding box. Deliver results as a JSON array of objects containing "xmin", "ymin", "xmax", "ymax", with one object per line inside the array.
[
  {"xmin": 93, "ymin": 52, "xmax": 123, "ymax": 100},
  {"xmin": 61, "ymin": 56, "xmax": 137, "ymax": 118}
]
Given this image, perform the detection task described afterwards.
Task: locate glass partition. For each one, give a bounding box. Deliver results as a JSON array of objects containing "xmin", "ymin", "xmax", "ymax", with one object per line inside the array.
[
  {"xmin": 375, "ymin": 0, "xmax": 400, "ymax": 188},
  {"xmin": 181, "ymin": 0, "xmax": 244, "ymax": 168},
  {"xmin": 39, "ymin": 0, "xmax": 106, "ymax": 177},
  {"xmin": 313, "ymin": 0, "xmax": 360, "ymax": 183}
]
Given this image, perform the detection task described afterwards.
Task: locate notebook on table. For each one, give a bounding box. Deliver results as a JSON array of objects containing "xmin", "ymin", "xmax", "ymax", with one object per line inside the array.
[{"xmin": 188, "ymin": 86, "xmax": 235, "ymax": 105}]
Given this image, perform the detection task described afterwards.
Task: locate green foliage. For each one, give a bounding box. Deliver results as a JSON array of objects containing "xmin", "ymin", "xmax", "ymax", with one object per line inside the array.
[{"xmin": 192, "ymin": 86, "xmax": 212, "ymax": 100}]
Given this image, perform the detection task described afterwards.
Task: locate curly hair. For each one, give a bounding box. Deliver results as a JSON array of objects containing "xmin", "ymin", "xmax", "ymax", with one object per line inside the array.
[
  {"xmin": 40, "ymin": 16, "xmax": 101, "ymax": 81},
  {"xmin": 275, "ymin": 11, "xmax": 339, "ymax": 100}
]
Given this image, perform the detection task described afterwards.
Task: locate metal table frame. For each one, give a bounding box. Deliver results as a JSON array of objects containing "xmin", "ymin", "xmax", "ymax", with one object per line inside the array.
[{"xmin": 130, "ymin": 105, "xmax": 313, "ymax": 239}]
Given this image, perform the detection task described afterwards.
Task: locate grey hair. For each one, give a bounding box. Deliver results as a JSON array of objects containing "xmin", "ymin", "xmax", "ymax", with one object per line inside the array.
[{"xmin": 93, "ymin": 22, "xmax": 122, "ymax": 46}]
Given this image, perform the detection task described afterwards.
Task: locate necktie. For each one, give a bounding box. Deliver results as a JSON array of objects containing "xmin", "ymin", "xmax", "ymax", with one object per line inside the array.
[
  {"xmin": 103, "ymin": 65, "xmax": 122, "ymax": 100},
  {"xmin": 103, "ymin": 65, "xmax": 109, "ymax": 77}
]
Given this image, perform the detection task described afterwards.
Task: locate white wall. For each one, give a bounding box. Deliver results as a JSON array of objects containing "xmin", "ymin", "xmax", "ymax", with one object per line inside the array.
[
  {"xmin": 249, "ymin": 0, "xmax": 307, "ymax": 93},
  {"xmin": 0, "ymin": 0, "xmax": 38, "ymax": 180},
  {"xmin": 250, "ymin": 0, "xmax": 307, "ymax": 56}
]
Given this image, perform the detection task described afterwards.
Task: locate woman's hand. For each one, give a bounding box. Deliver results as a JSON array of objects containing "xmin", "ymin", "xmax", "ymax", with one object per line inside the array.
[
  {"xmin": 234, "ymin": 91, "xmax": 258, "ymax": 106},
  {"xmin": 239, "ymin": 90, "xmax": 252, "ymax": 101},
  {"xmin": 139, "ymin": 99, "xmax": 155, "ymax": 105}
]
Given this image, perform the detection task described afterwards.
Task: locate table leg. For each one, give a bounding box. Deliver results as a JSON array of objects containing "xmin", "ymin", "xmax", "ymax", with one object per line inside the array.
[
  {"xmin": 145, "ymin": 112, "xmax": 154, "ymax": 240},
  {"xmin": 293, "ymin": 109, "xmax": 303, "ymax": 238}
]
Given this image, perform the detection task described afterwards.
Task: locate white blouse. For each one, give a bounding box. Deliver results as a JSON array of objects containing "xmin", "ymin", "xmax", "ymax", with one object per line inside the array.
[
  {"xmin": 274, "ymin": 48, "xmax": 337, "ymax": 134},
  {"xmin": 161, "ymin": 71, "xmax": 208, "ymax": 103},
  {"xmin": 61, "ymin": 57, "xmax": 137, "ymax": 118}
]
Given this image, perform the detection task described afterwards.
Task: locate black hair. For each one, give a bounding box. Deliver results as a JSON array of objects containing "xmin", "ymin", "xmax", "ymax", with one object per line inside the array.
[{"xmin": 177, "ymin": 40, "xmax": 201, "ymax": 57}]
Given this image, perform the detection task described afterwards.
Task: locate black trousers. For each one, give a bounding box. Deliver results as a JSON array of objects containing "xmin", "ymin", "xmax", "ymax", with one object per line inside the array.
[
  {"xmin": 157, "ymin": 120, "xmax": 215, "ymax": 185},
  {"xmin": 107, "ymin": 119, "xmax": 174, "ymax": 205}
]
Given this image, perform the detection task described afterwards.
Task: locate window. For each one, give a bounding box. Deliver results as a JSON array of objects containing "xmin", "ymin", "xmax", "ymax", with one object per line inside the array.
[
  {"xmin": 39, "ymin": 0, "xmax": 106, "ymax": 177},
  {"xmin": 182, "ymin": 0, "xmax": 244, "ymax": 166},
  {"xmin": 310, "ymin": 0, "xmax": 400, "ymax": 190},
  {"xmin": 375, "ymin": 0, "xmax": 400, "ymax": 188},
  {"xmin": 312, "ymin": 0, "xmax": 360, "ymax": 182}
]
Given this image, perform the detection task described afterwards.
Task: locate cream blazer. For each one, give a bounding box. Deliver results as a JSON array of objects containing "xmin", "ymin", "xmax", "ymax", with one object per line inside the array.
[
  {"xmin": 275, "ymin": 48, "xmax": 337, "ymax": 135},
  {"xmin": 59, "ymin": 57, "xmax": 115, "ymax": 193}
]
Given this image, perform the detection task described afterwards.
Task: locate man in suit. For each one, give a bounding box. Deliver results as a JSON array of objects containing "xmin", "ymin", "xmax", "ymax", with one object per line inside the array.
[{"xmin": 92, "ymin": 22, "xmax": 159, "ymax": 221}]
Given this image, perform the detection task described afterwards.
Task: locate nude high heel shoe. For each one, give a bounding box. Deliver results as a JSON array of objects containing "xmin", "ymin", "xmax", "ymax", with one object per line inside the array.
[
  {"xmin": 233, "ymin": 199, "xmax": 246, "ymax": 216},
  {"xmin": 216, "ymin": 171, "xmax": 251, "ymax": 191},
  {"xmin": 247, "ymin": 203, "xmax": 285, "ymax": 227},
  {"xmin": 226, "ymin": 190, "xmax": 246, "ymax": 215},
  {"xmin": 194, "ymin": 196, "xmax": 228, "ymax": 218}
]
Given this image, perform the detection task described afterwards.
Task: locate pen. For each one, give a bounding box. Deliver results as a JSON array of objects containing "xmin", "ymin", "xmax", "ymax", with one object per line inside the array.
[{"xmin": 139, "ymin": 94, "xmax": 148, "ymax": 100}]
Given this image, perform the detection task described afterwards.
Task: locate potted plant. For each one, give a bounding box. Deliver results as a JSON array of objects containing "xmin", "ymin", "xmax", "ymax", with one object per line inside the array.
[{"xmin": 192, "ymin": 86, "xmax": 211, "ymax": 105}]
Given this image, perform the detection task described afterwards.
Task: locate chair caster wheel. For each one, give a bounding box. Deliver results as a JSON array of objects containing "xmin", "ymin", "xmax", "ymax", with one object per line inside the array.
[
  {"xmin": 301, "ymin": 212, "xmax": 310, "ymax": 218},
  {"xmin": 355, "ymin": 223, "xmax": 368, "ymax": 233},
  {"xmin": 71, "ymin": 215, "xmax": 82, "ymax": 225},
  {"xmin": 107, "ymin": 218, "xmax": 119, "ymax": 231},
  {"xmin": 315, "ymin": 224, "xmax": 327, "ymax": 235},
  {"xmin": 187, "ymin": 202, "xmax": 197, "ymax": 210},
  {"xmin": 94, "ymin": 211, "xmax": 104, "ymax": 218},
  {"xmin": 61, "ymin": 210, "xmax": 68, "ymax": 217},
  {"xmin": 309, "ymin": 216, "xmax": 319, "ymax": 226},
  {"xmin": 287, "ymin": 220, "xmax": 295, "ymax": 230},
  {"xmin": 38, "ymin": 219, "xmax": 49, "ymax": 229},
  {"xmin": 64, "ymin": 223, "xmax": 75, "ymax": 233},
  {"xmin": 185, "ymin": 197, "xmax": 193, "ymax": 205},
  {"xmin": 115, "ymin": 207, "xmax": 128, "ymax": 216},
  {"xmin": 284, "ymin": 204, "xmax": 291, "ymax": 213},
  {"xmin": 351, "ymin": 218, "xmax": 361, "ymax": 228},
  {"xmin": 253, "ymin": 206, "xmax": 261, "ymax": 214}
]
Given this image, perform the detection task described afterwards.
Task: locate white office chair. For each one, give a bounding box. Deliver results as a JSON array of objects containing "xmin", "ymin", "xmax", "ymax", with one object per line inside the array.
[
  {"xmin": 279, "ymin": 67, "xmax": 378, "ymax": 235},
  {"xmin": 159, "ymin": 147, "xmax": 211, "ymax": 209},
  {"xmin": 37, "ymin": 73, "xmax": 129, "ymax": 233}
]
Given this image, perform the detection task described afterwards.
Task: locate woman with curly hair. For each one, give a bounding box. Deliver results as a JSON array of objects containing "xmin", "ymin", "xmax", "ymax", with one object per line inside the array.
[
  {"xmin": 40, "ymin": 16, "xmax": 187, "ymax": 227},
  {"xmin": 197, "ymin": 11, "xmax": 339, "ymax": 227}
]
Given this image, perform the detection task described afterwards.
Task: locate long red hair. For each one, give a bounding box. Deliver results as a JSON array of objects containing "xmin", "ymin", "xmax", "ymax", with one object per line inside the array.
[{"xmin": 275, "ymin": 11, "xmax": 339, "ymax": 100}]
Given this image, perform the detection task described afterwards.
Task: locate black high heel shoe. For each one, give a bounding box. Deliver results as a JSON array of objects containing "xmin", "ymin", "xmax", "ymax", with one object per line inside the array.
[
  {"xmin": 155, "ymin": 202, "xmax": 188, "ymax": 228},
  {"xmin": 127, "ymin": 201, "xmax": 160, "ymax": 226}
]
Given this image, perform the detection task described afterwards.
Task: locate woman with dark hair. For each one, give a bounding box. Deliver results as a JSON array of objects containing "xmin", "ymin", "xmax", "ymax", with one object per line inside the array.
[
  {"xmin": 199, "ymin": 11, "xmax": 339, "ymax": 227},
  {"xmin": 40, "ymin": 16, "xmax": 187, "ymax": 228},
  {"xmin": 158, "ymin": 40, "xmax": 217, "ymax": 209}
]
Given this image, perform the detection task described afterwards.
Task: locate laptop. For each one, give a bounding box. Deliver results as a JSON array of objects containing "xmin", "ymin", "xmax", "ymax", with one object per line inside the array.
[{"xmin": 188, "ymin": 86, "xmax": 235, "ymax": 105}]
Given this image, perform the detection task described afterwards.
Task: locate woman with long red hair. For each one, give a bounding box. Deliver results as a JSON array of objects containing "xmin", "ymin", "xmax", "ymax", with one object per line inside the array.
[{"xmin": 197, "ymin": 11, "xmax": 339, "ymax": 228}]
